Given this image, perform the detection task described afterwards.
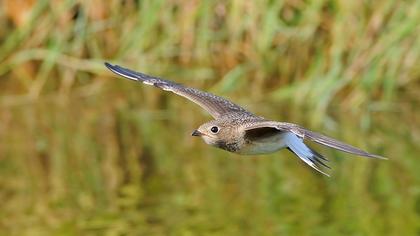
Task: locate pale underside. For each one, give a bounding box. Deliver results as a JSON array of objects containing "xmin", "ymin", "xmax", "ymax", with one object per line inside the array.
[{"xmin": 238, "ymin": 132, "xmax": 288, "ymax": 155}]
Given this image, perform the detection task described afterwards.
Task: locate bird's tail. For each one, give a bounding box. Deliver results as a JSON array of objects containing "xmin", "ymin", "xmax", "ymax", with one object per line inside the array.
[{"xmin": 284, "ymin": 133, "xmax": 330, "ymax": 176}]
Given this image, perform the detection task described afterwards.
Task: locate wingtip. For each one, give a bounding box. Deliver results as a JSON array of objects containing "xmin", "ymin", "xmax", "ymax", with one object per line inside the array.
[
  {"xmin": 360, "ymin": 150, "xmax": 387, "ymax": 160},
  {"xmin": 104, "ymin": 62, "xmax": 126, "ymax": 77},
  {"xmin": 368, "ymin": 153, "xmax": 387, "ymax": 160},
  {"xmin": 104, "ymin": 62, "xmax": 115, "ymax": 70}
]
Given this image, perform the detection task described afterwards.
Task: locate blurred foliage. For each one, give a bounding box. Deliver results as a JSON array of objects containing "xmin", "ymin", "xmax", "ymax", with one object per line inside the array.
[{"xmin": 0, "ymin": 0, "xmax": 419, "ymax": 235}]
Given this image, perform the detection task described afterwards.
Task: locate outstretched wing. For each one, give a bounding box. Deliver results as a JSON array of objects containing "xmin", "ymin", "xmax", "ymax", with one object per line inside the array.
[
  {"xmin": 243, "ymin": 121, "xmax": 385, "ymax": 159},
  {"xmin": 105, "ymin": 63, "xmax": 249, "ymax": 119},
  {"xmin": 243, "ymin": 121, "xmax": 385, "ymax": 176}
]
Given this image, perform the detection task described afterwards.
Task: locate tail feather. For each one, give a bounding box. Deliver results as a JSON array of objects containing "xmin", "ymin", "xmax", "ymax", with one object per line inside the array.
[{"xmin": 285, "ymin": 133, "xmax": 330, "ymax": 176}]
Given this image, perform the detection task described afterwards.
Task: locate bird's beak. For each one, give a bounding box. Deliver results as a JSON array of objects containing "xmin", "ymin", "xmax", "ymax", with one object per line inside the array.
[{"xmin": 191, "ymin": 130, "xmax": 202, "ymax": 136}]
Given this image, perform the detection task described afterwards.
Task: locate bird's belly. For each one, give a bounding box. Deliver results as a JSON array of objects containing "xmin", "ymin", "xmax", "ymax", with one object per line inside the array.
[{"xmin": 238, "ymin": 133, "xmax": 288, "ymax": 155}]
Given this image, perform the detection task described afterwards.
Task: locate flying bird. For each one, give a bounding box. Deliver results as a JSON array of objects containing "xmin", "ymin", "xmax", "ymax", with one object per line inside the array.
[{"xmin": 105, "ymin": 62, "xmax": 385, "ymax": 176}]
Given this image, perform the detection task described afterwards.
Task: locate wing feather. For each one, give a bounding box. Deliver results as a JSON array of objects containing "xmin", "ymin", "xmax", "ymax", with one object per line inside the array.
[
  {"xmin": 105, "ymin": 63, "xmax": 249, "ymax": 118},
  {"xmin": 243, "ymin": 121, "xmax": 385, "ymax": 159}
]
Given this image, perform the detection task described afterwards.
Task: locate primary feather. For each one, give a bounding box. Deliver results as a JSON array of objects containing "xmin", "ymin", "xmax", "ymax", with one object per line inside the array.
[{"xmin": 105, "ymin": 63, "xmax": 249, "ymax": 118}]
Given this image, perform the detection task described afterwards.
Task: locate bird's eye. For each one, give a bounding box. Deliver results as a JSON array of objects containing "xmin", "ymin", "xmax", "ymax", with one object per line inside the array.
[{"xmin": 210, "ymin": 126, "xmax": 219, "ymax": 134}]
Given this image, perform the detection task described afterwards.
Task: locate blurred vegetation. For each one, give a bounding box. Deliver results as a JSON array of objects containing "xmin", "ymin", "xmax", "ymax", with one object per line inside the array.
[{"xmin": 0, "ymin": 0, "xmax": 419, "ymax": 235}]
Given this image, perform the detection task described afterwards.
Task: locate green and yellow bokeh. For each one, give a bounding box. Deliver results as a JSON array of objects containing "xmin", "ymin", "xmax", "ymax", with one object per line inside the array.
[{"xmin": 0, "ymin": 0, "xmax": 419, "ymax": 235}]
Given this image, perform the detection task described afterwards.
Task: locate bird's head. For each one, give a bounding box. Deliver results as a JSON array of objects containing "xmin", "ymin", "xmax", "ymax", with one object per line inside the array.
[{"xmin": 191, "ymin": 120, "xmax": 239, "ymax": 149}]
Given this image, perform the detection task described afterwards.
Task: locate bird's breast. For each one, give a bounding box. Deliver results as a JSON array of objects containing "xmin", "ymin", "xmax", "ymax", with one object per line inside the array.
[
  {"xmin": 214, "ymin": 140, "xmax": 241, "ymax": 153},
  {"xmin": 238, "ymin": 132, "xmax": 288, "ymax": 155}
]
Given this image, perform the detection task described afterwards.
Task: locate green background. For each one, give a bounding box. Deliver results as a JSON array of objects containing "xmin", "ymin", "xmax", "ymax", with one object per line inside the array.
[{"xmin": 0, "ymin": 0, "xmax": 419, "ymax": 235}]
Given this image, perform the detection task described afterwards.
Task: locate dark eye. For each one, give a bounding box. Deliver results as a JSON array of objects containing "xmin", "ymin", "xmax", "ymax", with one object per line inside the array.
[{"xmin": 210, "ymin": 126, "xmax": 219, "ymax": 133}]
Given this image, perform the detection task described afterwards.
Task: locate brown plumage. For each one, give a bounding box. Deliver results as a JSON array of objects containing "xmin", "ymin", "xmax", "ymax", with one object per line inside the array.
[{"xmin": 105, "ymin": 62, "xmax": 385, "ymax": 176}]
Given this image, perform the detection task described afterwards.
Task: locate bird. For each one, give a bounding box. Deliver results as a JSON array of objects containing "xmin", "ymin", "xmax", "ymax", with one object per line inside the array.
[{"xmin": 104, "ymin": 62, "xmax": 385, "ymax": 176}]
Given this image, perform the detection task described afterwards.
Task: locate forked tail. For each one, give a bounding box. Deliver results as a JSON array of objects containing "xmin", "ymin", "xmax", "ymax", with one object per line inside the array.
[{"xmin": 285, "ymin": 133, "xmax": 331, "ymax": 176}]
